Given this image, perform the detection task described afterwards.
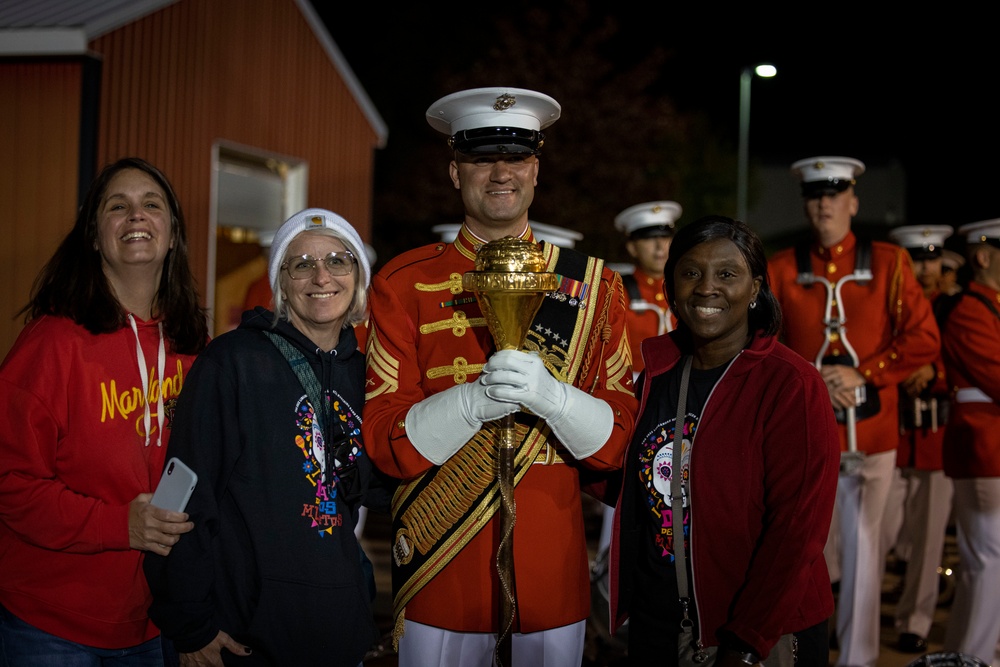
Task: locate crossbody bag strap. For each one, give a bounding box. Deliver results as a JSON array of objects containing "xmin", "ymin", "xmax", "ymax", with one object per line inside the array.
[
  {"xmin": 670, "ymin": 356, "xmax": 700, "ymax": 651},
  {"xmin": 263, "ymin": 331, "xmax": 332, "ymax": 437}
]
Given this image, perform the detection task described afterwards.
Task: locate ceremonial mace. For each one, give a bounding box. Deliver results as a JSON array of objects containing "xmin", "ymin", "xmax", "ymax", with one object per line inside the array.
[{"xmin": 464, "ymin": 237, "xmax": 558, "ymax": 667}]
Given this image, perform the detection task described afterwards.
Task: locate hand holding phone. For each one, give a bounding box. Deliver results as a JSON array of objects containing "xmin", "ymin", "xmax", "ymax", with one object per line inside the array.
[{"xmin": 151, "ymin": 457, "xmax": 198, "ymax": 513}]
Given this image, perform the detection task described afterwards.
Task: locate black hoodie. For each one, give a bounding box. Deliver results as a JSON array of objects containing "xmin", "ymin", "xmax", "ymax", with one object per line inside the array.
[{"xmin": 145, "ymin": 308, "xmax": 383, "ymax": 666}]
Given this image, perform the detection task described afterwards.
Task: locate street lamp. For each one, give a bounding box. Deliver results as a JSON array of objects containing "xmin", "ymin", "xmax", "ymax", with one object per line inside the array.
[{"xmin": 737, "ymin": 63, "xmax": 777, "ymax": 222}]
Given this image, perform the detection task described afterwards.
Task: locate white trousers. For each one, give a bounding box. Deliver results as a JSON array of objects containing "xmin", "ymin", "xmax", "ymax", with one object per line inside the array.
[
  {"xmin": 895, "ymin": 469, "xmax": 953, "ymax": 637},
  {"xmin": 598, "ymin": 504, "xmax": 615, "ymax": 553},
  {"xmin": 943, "ymin": 477, "xmax": 1000, "ymax": 664},
  {"xmin": 828, "ymin": 450, "xmax": 896, "ymax": 667},
  {"xmin": 880, "ymin": 466, "xmax": 909, "ymax": 563},
  {"xmin": 355, "ymin": 505, "xmax": 368, "ymax": 539},
  {"xmin": 397, "ymin": 619, "xmax": 586, "ymax": 667}
]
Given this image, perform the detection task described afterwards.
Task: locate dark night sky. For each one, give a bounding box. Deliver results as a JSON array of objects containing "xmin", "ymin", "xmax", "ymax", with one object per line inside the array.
[{"xmin": 318, "ymin": 4, "xmax": 1000, "ymax": 229}]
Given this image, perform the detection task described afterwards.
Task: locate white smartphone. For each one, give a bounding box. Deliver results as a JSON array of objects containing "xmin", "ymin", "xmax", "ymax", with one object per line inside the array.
[{"xmin": 150, "ymin": 457, "xmax": 198, "ymax": 512}]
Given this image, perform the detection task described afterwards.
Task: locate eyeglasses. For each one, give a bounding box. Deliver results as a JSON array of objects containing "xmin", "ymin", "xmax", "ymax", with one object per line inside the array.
[{"xmin": 282, "ymin": 251, "xmax": 356, "ymax": 280}]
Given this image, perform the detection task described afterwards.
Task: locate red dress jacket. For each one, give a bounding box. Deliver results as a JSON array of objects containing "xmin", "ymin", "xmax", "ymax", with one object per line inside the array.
[
  {"xmin": 941, "ymin": 281, "xmax": 1000, "ymax": 478},
  {"xmin": 897, "ymin": 290, "xmax": 950, "ymax": 471},
  {"xmin": 609, "ymin": 331, "xmax": 839, "ymax": 658},
  {"xmin": 623, "ymin": 267, "xmax": 674, "ymax": 375},
  {"xmin": 768, "ymin": 232, "xmax": 940, "ymax": 455},
  {"xmin": 363, "ymin": 224, "xmax": 637, "ymax": 634}
]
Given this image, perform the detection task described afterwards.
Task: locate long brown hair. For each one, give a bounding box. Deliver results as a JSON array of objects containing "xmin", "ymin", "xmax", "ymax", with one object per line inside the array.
[{"xmin": 21, "ymin": 157, "xmax": 208, "ymax": 354}]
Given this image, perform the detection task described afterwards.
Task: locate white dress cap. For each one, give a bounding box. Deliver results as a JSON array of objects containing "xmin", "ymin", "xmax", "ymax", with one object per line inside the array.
[
  {"xmin": 791, "ymin": 156, "xmax": 866, "ymax": 183},
  {"xmin": 614, "ymin": 201, "xmax": 683, "ymax": 238},
  {"xmin": 791, "ymin": 156, "xmax": 866, "ymax": 198},
  {"xmin": 426, "ymin": 87, "xmax": 561, "ymax": 154},
  {"xmin": 941, "ymin": 249, "xmax": 965, "ymax": 271},
  {"xmin": 958, "ymin": 218, "xmax": 1000, "ymax": 244},
  {"xmin": 530, "ymin": 221, "xmax": 583, "ymax": 248},
  {"xmin": 887, "ymin": 225, "xmax": 953, "ymax": 258},
  {"xmin": 432, "ymin": 223, "xmax": 461, "ymax": 243},
  {"xmin": 426, "ymin": 87, "xmax": 561, "ymax": 134}
]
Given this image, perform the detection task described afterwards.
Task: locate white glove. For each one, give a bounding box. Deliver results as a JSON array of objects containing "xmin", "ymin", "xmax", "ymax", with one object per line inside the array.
[
  {"xmin": 482, "ymin": 349, "xmax": 614, "ymax": 459},
  {"xmin": 405, "ymin": 381, "xmax": 519, "ymax": 465}
]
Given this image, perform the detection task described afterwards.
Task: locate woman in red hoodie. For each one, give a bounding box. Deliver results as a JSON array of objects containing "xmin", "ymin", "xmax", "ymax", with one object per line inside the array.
[
  {"xmin": 608, "ymin": 215, "xmax": 840, "ymax": 666},
  {"xmin": 0, "ymin": 158, "xmax": 207, "ymax": 664}
]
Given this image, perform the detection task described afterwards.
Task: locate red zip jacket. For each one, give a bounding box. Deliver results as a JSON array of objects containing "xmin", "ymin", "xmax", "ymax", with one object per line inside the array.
[{"xmin": 609, "ymin": 331, "xmax": 839, "ymax": 658}]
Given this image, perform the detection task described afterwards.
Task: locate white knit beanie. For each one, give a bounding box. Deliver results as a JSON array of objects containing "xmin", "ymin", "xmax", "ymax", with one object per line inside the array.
[{"xmin": 268, "ymin": 208, "xmax": 371, "ymax": 293}]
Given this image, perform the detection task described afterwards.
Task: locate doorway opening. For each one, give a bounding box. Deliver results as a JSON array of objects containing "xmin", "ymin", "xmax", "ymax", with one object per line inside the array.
[{"xmin": 209, "ymin": 142, "xmax": 307, "ymax": 336}]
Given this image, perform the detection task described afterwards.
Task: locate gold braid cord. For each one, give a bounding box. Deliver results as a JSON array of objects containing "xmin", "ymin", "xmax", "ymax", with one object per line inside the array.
[
  {"xmin": 392, "ymin": 426, "xmax": 500, "ymax": 556},
  {"xmin": 389, "ymin": 421, "xmax": 546, "ymax": 610},
  {"xmin": 585, "ymin": 271, "xmax": 632, "ymax": 394},
  {"xmin": 580, "ymin": 275, "xmax": 610, "ymax": 389},
  {"xmin": 889, "ymin": 248, "xmax": 906, "ymax": 336}
]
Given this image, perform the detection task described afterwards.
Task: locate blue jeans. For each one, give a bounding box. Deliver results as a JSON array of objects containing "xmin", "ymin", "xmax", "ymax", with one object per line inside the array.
[{"xmin": 0, "ymin": 603, "xmax": 164, "ymax": 667}]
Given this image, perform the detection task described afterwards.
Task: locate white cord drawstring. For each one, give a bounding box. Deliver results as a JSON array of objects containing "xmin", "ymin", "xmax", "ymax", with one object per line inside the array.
[{"xmin": 128, "ymin": 314, "xmax": 166, "ymax": 447}]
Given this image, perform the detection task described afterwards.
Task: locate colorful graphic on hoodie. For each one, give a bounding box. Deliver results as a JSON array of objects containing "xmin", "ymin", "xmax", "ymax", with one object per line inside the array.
[{"xmin": 294, "ymin": 391, "xmax": 362, "ymax": 536}]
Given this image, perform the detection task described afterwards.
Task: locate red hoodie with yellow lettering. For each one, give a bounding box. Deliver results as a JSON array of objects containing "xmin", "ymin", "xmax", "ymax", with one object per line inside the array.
[{"xmin": 0, "ymin": 314, "xmax": 197, "ymax": 648}]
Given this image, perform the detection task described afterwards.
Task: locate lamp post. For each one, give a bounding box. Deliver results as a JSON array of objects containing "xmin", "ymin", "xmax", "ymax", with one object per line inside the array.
[{"xmin": 737, "ymin": 63, "xmax": 777, "ymax": 223}]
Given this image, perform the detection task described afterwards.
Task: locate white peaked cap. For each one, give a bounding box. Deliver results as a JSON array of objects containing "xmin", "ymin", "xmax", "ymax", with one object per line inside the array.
[
  {"xmin": 614, "ymin": 201, "xmax": 683, "ymax": 238},
  {"xmin": 426, "ymin": 87, "xmax": 561, "ymax": 154},
  {"xmin": 888, "ymin": 225, "xmax": 953, "ymax": 258},
  {"xmin": 426, "ymin": 87, "xmax": 561, "ymax": 135},
  {"xmin": 791, "ymin": 156, "xmax": 866, "ymax": 183},
  {"xmin": 958, "ymin": 218, "xmax": 1000, "ymax": 244}
]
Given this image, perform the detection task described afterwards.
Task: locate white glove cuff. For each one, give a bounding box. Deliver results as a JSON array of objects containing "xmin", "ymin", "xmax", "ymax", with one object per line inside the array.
[
  {"xmin": 404, "ymin": 391, "xmax": 478, "ymax": 465},
  {"xmin": 546, "ymin": 387, "xmax": 614, "ymax": 459}
]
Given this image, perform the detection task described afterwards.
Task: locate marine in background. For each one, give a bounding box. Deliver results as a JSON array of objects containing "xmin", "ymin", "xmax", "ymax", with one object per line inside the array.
[
  {"xmin": 614, "ymin": 200, "xmax": 682, "ymax": 378},
  {"xmin": 767, "ymin": 156, "xmax": 940, "ymax": 667}
]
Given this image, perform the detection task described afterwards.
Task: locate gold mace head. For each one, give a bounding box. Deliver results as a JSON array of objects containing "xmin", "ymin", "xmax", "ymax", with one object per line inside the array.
[{"xmin": 463, "ymin": 236, "xmax": 559, "ymax": 351}]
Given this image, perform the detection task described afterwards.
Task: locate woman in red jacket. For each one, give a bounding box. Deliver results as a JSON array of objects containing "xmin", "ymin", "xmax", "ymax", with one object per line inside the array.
[{"xmin": 608, "ymin": 215, "xmax": 840, "ymax": 666}]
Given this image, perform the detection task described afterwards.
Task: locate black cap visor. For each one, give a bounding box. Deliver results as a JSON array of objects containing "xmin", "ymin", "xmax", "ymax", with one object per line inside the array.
[
  {"xmin": 629, "ymin": 225, "xmax": 675, "ymax": 240},
  {"xmin": 801, "ymin": 179, "xmax": 854, "ymax": 199},
  {"xmin": 905, "ymin": 246, "xmax": 944, "ymax": 261},
  {"xmin": 449, "ymin": 127, "xmax": 543, "ymax": 154}
]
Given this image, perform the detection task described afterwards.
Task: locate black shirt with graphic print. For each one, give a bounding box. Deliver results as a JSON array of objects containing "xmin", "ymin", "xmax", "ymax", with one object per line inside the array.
[{"xmin": 627, "ymin": 361, "xmax": 727, "ymax": 651}]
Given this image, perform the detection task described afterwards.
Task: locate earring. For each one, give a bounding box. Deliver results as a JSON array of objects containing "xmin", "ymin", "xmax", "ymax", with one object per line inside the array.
[{"xmin": 749, "ymin": 301, "xmax": 757, "ymax": 310}]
